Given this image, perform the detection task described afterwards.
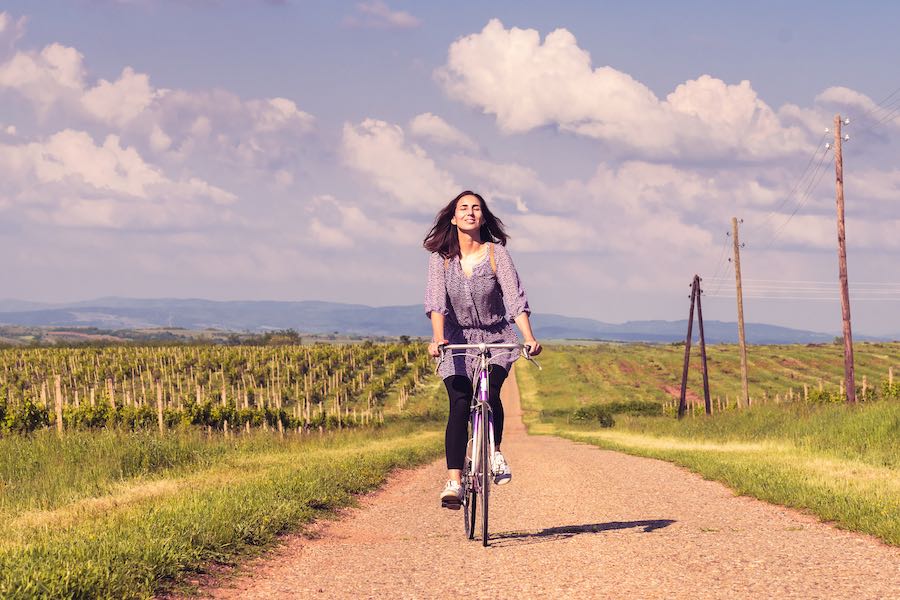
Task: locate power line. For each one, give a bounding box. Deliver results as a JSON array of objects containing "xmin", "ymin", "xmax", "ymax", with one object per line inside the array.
[
  {"xmin": 703, "ymin": 230, "xmax": 733, "ymax": 297},
  {"xmin": 856, "ymin": 84, "xmax": 900, "ymax": 122},
  {"xmin": 704, "ymin": 295, "xmax": 899, "ymax": 302},
  {"xmin": 706, "ymin": 277, "xmax": 900, "ymax": 285},
  {"xmin": 755, "ymin": 147, "xmax": 832, "ymax": 251},
  {"xmin": 745, "ymin": 133, "xmax": 829, "ymax": 241}
]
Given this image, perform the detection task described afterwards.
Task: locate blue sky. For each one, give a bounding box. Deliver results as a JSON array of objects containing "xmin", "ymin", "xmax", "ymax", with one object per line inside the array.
[{"xmin": 0, "ymin": 1, "xmax": 899, "ymax": 335}]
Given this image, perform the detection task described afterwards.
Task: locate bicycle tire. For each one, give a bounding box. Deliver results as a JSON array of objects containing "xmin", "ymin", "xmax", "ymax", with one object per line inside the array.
[
  {"xmin": 464, "ymin": 418, "xmax": 477, "ymax": 540},
  {"xmin": 466, "ymin": 487, "xmax": 477, "ymax": 539},
  {"xmin": 480, "ymin": 401, "xmax": 490, "ymax": 547},
  {"xmin": 463, "ymin": 452, "xmax": 476, "ymax": 539}
]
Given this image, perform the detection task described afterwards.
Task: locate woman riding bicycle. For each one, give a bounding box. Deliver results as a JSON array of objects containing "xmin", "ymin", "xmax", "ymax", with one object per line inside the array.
[{"xmin": 423, "ymin": 190, "xmax": 541, "ymax": 509}]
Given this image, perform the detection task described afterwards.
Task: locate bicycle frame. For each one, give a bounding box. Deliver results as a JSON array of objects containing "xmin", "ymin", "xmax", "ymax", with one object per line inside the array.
[{"xmin": 468, "ymin": 347, "xmax": 495, "ymax": 498}]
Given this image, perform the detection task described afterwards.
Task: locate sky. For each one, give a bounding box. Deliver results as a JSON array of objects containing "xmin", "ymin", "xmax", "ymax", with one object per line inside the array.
[{"xmin": 0, "ymin": 0, "xmax": 899, "ymax": 335}]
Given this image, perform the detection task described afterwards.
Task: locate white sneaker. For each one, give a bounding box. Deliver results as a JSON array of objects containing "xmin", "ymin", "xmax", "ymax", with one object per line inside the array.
[
  {"xmin": 440, "ymin": 480, "xmax": 463, "ymax": 509},
  {"xmin": 492, "ymin": 451, "xmax": 512, "ymax": 485}
]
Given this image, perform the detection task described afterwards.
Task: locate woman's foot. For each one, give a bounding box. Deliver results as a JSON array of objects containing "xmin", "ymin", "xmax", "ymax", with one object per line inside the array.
[
  {"xmin": 492, "ymin": 451, "xmax": 512, "ymax": 485},
  {"xmin": 440, "ymin": 480, "xmax": 463, "ymax": 509}
]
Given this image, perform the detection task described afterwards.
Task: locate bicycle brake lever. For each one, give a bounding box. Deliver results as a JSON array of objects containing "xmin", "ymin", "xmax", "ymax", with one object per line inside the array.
[
  {"xmin": 522, "ymin": 345, "xmax": 542, "ymax": 371},
  {"xmin": 434, "ymin": 343, "xmax": 447, "ymax": 374}
]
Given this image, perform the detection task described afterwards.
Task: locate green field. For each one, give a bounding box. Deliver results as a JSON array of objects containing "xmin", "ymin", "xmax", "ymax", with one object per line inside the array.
[
  {"xmin": 517, "ymin": 342, "xmax": 900, "ymax": 546},
  {"xmin": 0, "ymin": 344, "xmax": 446, "ymax": 599},
  {"xmin": 520, "ymin": 341, "xmax": 900, "ymax": 417}
]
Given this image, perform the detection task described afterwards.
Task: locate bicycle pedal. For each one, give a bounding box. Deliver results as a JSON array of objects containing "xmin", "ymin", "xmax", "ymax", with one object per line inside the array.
[{"xmin": 441, "ymin": 498, "xmax": 462, "ymax": 510}]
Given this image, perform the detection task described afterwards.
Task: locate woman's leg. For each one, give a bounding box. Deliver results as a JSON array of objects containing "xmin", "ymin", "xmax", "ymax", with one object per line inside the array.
[
  {"xmin": 444, "ymin": 375, "xmax": 473, "ymax": 477},
  {"xmin": 487, "ymin": 365, "xmax": 508, "ymax": 449}
]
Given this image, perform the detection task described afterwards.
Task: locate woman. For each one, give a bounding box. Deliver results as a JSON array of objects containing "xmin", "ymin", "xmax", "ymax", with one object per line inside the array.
[{"xmin": 423, "ymin": 190, "xmax": 541, "ymax": 509}]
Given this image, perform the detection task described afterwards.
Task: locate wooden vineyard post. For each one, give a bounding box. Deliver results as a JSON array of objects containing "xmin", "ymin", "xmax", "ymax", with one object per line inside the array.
[
  {"xmin": 833, "ymin": 114, "xmax": 856, "ymax": 403},
  {"xmin": 678, "ymin": 277, "xmax": 699, "ymax": 419},
  {"xmin": 156, "ymin": 380, "xmax": 165, "ymax": 435},
  {"xmin": 55, "ymin": 375, "xmax": 64, "ymax": 435}
]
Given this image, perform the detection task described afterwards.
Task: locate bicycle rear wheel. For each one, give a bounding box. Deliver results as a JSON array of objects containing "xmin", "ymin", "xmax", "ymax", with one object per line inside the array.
[{"xmin": 480, "ymin": 402, "xmax": 491, "ymax": 547}]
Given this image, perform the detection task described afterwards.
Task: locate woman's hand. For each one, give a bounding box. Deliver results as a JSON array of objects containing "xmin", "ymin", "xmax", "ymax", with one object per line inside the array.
[
  {"xmin": 524, "ymin": 339, "xmax": 542, "ymax": 356},
  {"xmin": 428, "ymin": 339, "xmax": 448, "ymax": 358}
]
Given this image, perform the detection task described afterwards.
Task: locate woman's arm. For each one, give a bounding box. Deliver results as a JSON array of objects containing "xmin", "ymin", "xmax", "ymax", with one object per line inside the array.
[
  {"xmin": 514, "ymin": 312, "xmax": 541, "ymax": 356},
  {"xmin": 425, "ymin": 253, "xmax": 449, "ymax": 357},
  {"xmin": 494, "ymin": 245, "xmax": 541, "ymax": 355},
  {"xmin": 428, "ymin": 312, "xmax": 447, "ymax": 357}
]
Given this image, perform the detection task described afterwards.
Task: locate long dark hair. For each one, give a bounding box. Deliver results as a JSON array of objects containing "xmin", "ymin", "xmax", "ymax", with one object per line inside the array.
[{"xmin": 423, "ymin": 191, "xmax": 508, "ymax": 259}]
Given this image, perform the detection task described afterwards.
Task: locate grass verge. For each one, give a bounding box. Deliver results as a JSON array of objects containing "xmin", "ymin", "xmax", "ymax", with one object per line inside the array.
[{"xmin": 0, "ymin": 422, "xmax": 443, "ymax": 599}]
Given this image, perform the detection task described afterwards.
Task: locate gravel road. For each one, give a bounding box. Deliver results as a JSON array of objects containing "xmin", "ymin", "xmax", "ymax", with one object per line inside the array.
[{"xmin": 199, "ymin": 369, "xmax": 900, "ymax": 599}]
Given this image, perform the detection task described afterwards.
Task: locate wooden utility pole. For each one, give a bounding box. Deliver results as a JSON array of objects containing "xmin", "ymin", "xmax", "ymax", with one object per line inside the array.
[
  {"xmin": 678, "ymin": 275, "xmax": 711, "ymax": 418},
  {"xmin": 732, "ymin": 217, "xmax": 750, "ymax": 407},
  {"xmin": 695, "ymin": 278, "xmax": 712, "ymax": 415},
  {"xmin": 678, "ymin": 278, "xmax": 697, "ymax": 419},
  {"xmin": 833, "ymin": 114, "xmax": 856, "ymax": 403}
]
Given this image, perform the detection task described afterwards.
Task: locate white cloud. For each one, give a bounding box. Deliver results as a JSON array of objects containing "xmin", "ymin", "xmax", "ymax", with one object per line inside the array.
[
  {"xmin": 0, "ymin": 33, "xmax": 315, "ymax": 173},
  {"xmin": 408, "ymin": 112, "xmax": 476, "ymax": 150},
  {"xmin": 344, "ymin": 1, "xmax": 421, "ymax": 29},
  {"xmin": 0, "ymin": 42, "xmax": 85, "ymax": 114},
  {"xmin": 448, "ymin": 155, "xmax": 547, "ymax": 212},
  {"xmin": 816, "ymin": 86, "xmax": 900, "ymax": 131},
  {"xmin": 437, "ymin": 19, "xmax": 813, "ymax": 160},
  {"xmin": 342, "ymin": 118, "xmax": 458, "ymax": 212},
  {"xmin": 0, "ymin": 129, "xmax": 236, "ymax": 229},
  {"xmin": 81, "ymin": 67, "xmax": 157, "ymax": 128},
  {"xmin": 304, "ymin": 194, "xmax": 422, "ymax": 250}
]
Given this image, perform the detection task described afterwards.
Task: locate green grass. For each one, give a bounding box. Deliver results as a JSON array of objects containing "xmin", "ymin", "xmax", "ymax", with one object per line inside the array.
[
  {"xmin": 0, "ymin": 423, "xmax": 443, "ymax": 599},
  {"xmin": 518, "ymin": 343, "xmax": 900, "ymax": 546},
  {"xmin": 0, "ymin": 376, "xmax": 447, "ymax": 599},
  {"xmin": 520, "ymin": 341, "xmax": 900, "ymax": 416},
  {"xmin": 0, "ymin": 430, "xmax": 230, "ymax": 514}
]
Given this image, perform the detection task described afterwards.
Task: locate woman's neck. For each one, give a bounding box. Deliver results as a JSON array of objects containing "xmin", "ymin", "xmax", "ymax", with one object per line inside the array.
[{"xmin": 457, "ymin": 230, "xmax": 483, "ymax": 257}]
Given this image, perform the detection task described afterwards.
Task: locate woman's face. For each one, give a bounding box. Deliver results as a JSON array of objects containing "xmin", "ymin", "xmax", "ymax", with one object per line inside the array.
[{"xmin": 451, "ymin": 194, "xmax": 483, "ymax": 233}]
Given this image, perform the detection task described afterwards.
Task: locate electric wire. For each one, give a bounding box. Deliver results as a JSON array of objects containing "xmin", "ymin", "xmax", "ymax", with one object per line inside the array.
[
  {"xmin": 702, "ymin": 231, "xmax": 732, "ymax": 297},
  {"xmin": 856, "ymin": 85, "xmax": 900, "ymax": 122},
  {"xmin": 757, "ymin": 147, "xmax": 832, "ymax": 252},
  {"xmin": 745, "ymin": 133, "xmax": 829, "ymax": 242},
  {"xmin": 707, "ymin": 277, "xmax": 900, "ymax": 286}
]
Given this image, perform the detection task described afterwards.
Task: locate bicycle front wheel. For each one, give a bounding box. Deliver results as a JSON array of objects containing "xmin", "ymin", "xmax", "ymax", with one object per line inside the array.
[
  {"xmin": 480, "ymin": 402, "xmax": 491, "ymax": 547},
  {"xmin": 466, "ymin": 487, "xmax": 477, "ymax": 540},
  {"xmin": 463, "ymin": 453, "xmax": 477, "ymax": 540}
]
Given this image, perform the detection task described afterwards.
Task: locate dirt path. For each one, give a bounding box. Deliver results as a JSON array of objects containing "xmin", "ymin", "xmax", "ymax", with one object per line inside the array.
[{"xmin": 199, "ymin": 370, "xmax": 900, "ymax": 599}]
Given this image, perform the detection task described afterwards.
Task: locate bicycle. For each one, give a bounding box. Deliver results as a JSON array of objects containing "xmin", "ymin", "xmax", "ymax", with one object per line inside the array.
[{"xmin": 438, "ymin": 342, "xmax": 540, "ymax": 547}]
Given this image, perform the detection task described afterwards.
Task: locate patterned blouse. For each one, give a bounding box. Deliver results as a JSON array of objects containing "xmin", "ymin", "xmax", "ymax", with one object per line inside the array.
[{"xmin": 424, "ymin": 243, "xmax": 530, "ymax": 379}]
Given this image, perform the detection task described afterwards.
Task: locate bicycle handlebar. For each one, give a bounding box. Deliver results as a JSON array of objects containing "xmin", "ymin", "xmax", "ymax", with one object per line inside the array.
[{"xmin": 435, "ymin": 342, "xmax": 541, "ymax": 371}]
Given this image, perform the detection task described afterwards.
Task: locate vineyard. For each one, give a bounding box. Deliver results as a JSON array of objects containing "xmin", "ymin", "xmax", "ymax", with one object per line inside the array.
[
  {"xmin": 0, "ymin": 342, "xmax": 434, "ymax": 435},
  {"xmin": 521, "ymin": 341, "xmax": 900, "ymax": 422}
]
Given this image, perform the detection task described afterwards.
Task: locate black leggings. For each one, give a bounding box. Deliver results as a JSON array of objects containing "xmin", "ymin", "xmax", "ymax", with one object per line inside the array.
[{"xmin": 444, "ymin": 365, "xmax": 508, "ymax": 470}]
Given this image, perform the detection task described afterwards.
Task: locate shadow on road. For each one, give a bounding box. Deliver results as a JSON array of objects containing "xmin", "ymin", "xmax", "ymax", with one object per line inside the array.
[{"xmin": 489, "ymin": 519, "xmax": 676, "ymax": 548}]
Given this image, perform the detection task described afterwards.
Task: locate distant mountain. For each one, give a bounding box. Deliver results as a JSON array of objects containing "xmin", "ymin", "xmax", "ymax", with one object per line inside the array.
[
  {"xmin": 0, "ymin": 299, "xmax": 55, "ymax": 312},
  {"xmin": 0, "ymin": 297, "xmax": 888, "ymax": 344}
]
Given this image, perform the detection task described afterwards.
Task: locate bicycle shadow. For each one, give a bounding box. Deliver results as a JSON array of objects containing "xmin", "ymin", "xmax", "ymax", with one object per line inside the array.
[{"xmin": 488, "ymin": 519, "xmax": 675, "ymax": 548}]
